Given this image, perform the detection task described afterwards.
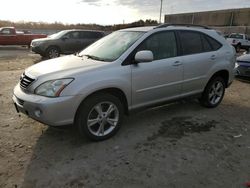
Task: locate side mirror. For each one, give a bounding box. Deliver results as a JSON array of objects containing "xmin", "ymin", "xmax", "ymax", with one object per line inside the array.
[{"xmin": 134, "ymin": 50, "xmax": 154, "ymax": 63}]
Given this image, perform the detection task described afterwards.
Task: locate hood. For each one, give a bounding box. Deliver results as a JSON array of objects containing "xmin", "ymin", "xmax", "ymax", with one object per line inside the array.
[
  {"xmin": 32, "ymin": 37, "xmax": 53, "ymax": 42},
  {"xmin": 237, "ymin": 54, "xmax": 250, "ymax": 63},
  {"xmin": 25, "ymin": 55, "xmax": 108, "ymax": 78}
]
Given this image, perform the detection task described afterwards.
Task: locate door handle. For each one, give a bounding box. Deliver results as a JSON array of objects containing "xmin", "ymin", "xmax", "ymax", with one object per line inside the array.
[
  {"xmin": 210, "ymin": 55, "xmax": 216, "ymax": 60},
  {"xmin": 172, "ymin": 61, "xmax": 182, "ymax": 66}
]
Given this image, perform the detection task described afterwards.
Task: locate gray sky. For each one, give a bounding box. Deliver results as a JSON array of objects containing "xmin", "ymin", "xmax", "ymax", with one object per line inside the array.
[{"xmin": 1, "ymin": 0, "xmax": 250, "ymax": 25}]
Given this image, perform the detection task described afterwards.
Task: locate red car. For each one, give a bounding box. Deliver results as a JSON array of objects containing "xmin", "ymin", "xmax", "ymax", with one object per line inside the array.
[{"xmin": 0, "ymin": 27, "xmax": 47, "ymax": 47}]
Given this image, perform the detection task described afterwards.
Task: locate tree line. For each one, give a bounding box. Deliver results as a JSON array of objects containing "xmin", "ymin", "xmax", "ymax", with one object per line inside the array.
[{"xmin": 0, "ymin": 19, "xmax": 158, "ymax": 31}]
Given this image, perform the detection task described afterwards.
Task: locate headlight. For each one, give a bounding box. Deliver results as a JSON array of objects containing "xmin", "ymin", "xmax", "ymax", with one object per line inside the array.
[
  {"xmin": 32, "ymin": 41, "xmax": 43, "ymax": 46},
  {"xmin": 35, "ymin": 78, "xmax": 73, "ymax": 97}
]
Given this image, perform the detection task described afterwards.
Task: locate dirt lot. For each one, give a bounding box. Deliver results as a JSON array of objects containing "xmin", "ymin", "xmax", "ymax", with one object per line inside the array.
[{"xmin": 0, "ymin": 46, "xmax": 250, "ymax": 188}]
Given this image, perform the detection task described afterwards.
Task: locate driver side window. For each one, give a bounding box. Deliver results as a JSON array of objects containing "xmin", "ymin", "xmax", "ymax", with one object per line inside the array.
[
  {"xmin": 137, "ymin": 31, "xmax": 177, "ymax": 60},
  {"xmin": 64, "ymin": 31, "xmax": 80, "ymax": 39},
  {"xmin": 1, "ymin": 29, "xmax": 11, "ymax": 35}
]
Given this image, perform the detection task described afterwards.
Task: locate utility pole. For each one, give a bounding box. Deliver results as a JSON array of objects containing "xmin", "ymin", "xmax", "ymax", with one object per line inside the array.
[{"xmin": 159, "ymin": 0, "xmax": 163, "ymax": 24}]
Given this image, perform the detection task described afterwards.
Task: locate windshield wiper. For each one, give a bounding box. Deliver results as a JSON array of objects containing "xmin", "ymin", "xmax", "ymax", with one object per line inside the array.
[{"xmin": 83, "ymin": 54, "xmax": 106, "ymax": 61}]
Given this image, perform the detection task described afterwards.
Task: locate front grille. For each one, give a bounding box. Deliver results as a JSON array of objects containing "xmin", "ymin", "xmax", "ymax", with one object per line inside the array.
[{"xmin": 20, "ymin": 73, "xmax": 35, "ymax": 90}]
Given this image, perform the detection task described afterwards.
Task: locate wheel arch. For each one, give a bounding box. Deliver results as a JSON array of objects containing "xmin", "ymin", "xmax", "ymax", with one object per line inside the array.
[
  {"xmin": 75, "ymin": 87, "xmax": 129, "ymax": 121},
  {"xmin": 46, "ymin": 45, "xmax": 61, "ymax": 53},
  {"xmin": 208, "ymin": 70, "xmax": 229, "ymax": 88}
]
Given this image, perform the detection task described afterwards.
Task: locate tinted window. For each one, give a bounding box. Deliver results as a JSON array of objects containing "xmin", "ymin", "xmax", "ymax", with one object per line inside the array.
[
  {"xmin": 205, "ymin": 35, "xmax": 222, "ymax": 50},
  {"xmin": 201, "ymin": 34, "xmax": 213, "ymax": 52},
  {"xmin": 81, "ymin": 31, "xmax": 103, "ymax": 39},
  {"xmin": 137, "ymin": 31, "xmax": 177, "ymax": 60},
  {"xmin": 90, "ymin": 32, "xmax": 103, "ymax": 38},
  {"xmin": 179, "ymin": 31, "xmax": 203, "ymax": 55}
]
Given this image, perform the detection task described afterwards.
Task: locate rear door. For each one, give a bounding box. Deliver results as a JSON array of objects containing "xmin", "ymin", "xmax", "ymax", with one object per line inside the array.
[
  {"xmin": 177, "ymin": 30, "xmax": 222, "ymax": 95},
  {"xmin": 131, "ymin": 31, "xmax": 183, "ymax": 108}
]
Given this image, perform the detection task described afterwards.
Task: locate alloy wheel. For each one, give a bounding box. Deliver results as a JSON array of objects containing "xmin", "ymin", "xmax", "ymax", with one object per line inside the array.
[
  {"xmin": 87, "ymin": 102, "xmax": 119, "ymax": 137},
  {"xmin": 208, "ymin": 81, "xmax": 224, "ymax": 105},
  {"xmin": 48, "ymin": 48, "xmax": 59, "ymax": 58}
]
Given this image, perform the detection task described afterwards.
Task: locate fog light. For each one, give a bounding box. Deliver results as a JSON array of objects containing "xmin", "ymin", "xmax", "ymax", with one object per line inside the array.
[{"xmin": 35, "ymin": 109, "xmax": 42, "ymax": 117}]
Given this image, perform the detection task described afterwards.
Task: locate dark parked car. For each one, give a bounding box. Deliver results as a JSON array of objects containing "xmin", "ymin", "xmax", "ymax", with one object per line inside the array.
[
  {"xmin": 31, "ymin": 29, "xmax": 105, "ymax": 58},
  {"xmin": 235, "ymin": 52, "xmax": 250, "ymax": 77}
]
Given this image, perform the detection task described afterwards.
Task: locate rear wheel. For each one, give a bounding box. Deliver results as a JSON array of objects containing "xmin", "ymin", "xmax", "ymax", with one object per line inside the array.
[
  {"xmin": 75, "ymin": 93, "xmax": 124, "ymax": 141},
  {"xmin": 46, "ymin": 46, "xmax": 60, "ymax": 59},
  {"xmin": 199, "ymin": 77, "xmax": 225, "ymax": 108}
]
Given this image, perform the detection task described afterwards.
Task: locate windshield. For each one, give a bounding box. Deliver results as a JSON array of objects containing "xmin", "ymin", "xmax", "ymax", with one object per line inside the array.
[
  {"xmin": 48, "ymin": 30, "xmax": 68, "ymax": 39},
  {"xmin": 79, "ymin": 31, "xmax": 144, "ymax": 62}
]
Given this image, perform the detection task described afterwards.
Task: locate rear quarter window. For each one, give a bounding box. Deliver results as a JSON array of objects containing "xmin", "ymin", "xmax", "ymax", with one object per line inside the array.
[
  {"xmin": 205, "ymin": 35, "xmax": 222, "ymax": 51},
  {"xmin": 201, "ymin": 34, "xmax": 213, "ymax": 52}
]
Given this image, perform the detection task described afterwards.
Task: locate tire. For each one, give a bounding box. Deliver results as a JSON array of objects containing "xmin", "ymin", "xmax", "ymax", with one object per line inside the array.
[
  {"xmin": 75, "ymin": 93, "xmax": 124, "ymax": 141},
  {"xmin": 46, "ymin": 46, "xmax": 60, "ymax": 59},
  {"xmin": 199, "ymin": 77, "xmax": 225, "ymax": 108},
  {"xmin": 235, "ymin": 44, "xmax": 241, "ymax": 53}
]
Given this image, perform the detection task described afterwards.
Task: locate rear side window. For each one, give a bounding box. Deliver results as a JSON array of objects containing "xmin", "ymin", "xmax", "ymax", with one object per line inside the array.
[
  {"xmin": 179, "ymin": 31, "xmax": 203, "ymax": 55},
  {"xmin": 179, "ymin": 31, "xmax": 222, "ymax": 55},
  {"xmin": 81, "ymin": 31, "xmax": 103, "ymax": 39},
  {"xmin": 137, "ymin": 31, "xmax": 177, "ymax": 60}
]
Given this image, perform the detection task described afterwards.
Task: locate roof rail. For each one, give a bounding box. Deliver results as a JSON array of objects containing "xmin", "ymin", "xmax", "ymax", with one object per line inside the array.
[{"xmin": 154, "ymin": 23, "xmax": 210, "ymax": 29}]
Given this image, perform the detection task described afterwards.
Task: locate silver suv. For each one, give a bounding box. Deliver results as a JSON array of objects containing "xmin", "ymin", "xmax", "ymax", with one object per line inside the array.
[{"xmin": 13, "ymin": 24, "xmax": 236, "ymax": 141}]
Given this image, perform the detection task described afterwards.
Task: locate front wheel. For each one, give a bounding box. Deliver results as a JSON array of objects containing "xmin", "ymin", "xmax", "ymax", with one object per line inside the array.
[
  {"xmin": 75, "ymin": 93, "xmax": 124, "ymax": 141},
  {"xmin": 46, "ymin": 46, "xmax": 60, "ymax": 59},
  {"xmin": 199, "ymin": 77, "xmax": 225, "ymax": 108}
]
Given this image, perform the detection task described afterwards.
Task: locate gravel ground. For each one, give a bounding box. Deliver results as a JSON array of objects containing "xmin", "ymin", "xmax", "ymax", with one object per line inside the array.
[{"xmin": 0, "ymin": 47, "xmax": 250, "ymax": 188}]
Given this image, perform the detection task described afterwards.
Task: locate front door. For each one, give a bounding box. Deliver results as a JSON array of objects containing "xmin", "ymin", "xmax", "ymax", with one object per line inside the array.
[
  {"xmin": 61, "ymin": 31, "xmax": 82, "ymax": 53},
  {"xmin": 131, "ymin": 31, "xmax": 183, "ymax": 109}
]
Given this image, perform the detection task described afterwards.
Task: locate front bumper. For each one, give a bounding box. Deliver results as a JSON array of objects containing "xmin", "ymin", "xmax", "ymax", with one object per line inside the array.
[
  {"xmin": 12, "ymin": 84, "xmax": 83, "ymax": 126},
  {"xmin": 31, "ymin": 45, "xmax": 45, "ymax": 55}
]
